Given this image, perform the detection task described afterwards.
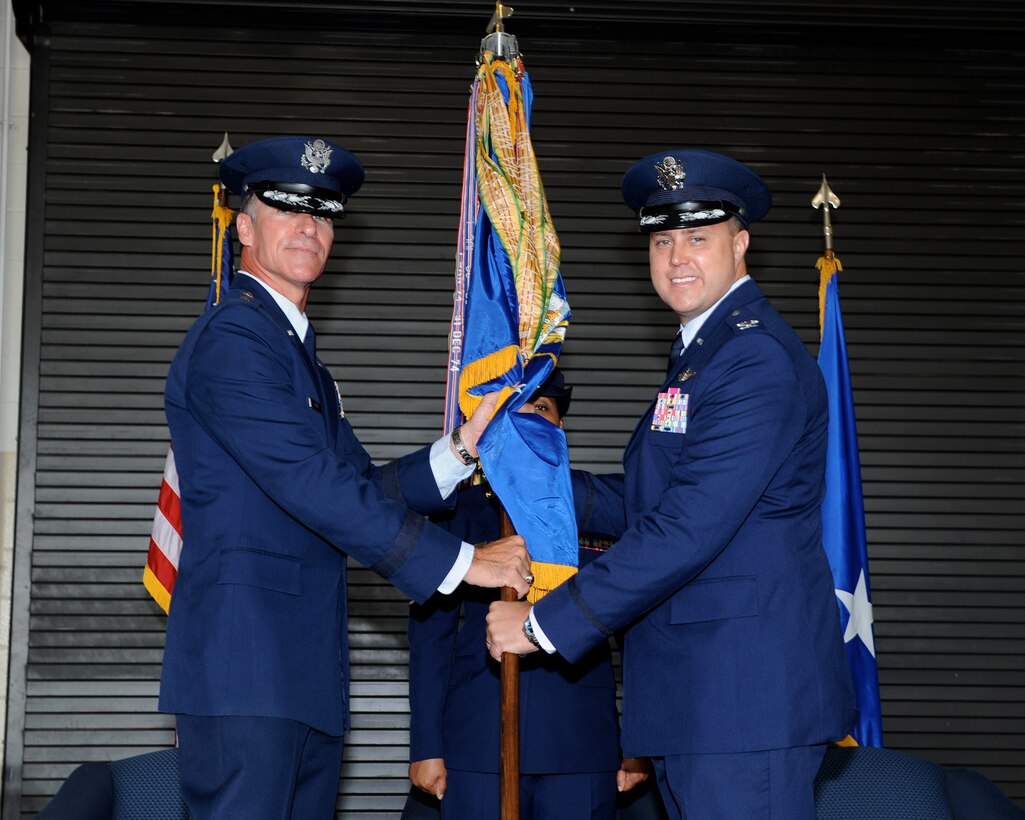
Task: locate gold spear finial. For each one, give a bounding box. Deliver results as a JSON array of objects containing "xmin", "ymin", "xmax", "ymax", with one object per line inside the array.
[
  {"xmin": 811, "ymin": 174, "xmax": 841, "ymax": 255},
  {"xmin": 487, "ymin": 2, "xmax": 514, "ymax": 33},
  {"xmin": 480, "ymin": 2, "xmax": 519, "ymax": 61}
]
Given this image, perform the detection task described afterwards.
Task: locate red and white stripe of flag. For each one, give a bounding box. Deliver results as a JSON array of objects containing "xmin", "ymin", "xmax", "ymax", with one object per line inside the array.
[{"xmin": 143, "ymin": 446, "xmax": 182, "ymax": 614}]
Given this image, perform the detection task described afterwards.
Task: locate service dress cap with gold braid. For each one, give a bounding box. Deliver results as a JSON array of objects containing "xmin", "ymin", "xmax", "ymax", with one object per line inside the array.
[
  {"xmin": 218, "ymin": 135, "xmax": 364, "ymax": 218},
  {"xmin": 621, "ymin": 149, "xmax": 771, "ymax": 233}
]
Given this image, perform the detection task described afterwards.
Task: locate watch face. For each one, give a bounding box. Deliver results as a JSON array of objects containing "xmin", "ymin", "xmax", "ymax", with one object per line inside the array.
[{"xmin": 523, "ymin": 617, "xmax": 540, "ymax": 647}]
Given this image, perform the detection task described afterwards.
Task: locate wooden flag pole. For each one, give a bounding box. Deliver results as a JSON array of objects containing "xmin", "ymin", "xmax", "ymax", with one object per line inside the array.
[{"xmin": 499, "ymin": 506, "xmax": 520, "ymax": 820}]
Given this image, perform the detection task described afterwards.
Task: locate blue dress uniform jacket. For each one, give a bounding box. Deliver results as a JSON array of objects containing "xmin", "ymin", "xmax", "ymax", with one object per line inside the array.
[
  {"xmin": 408, "ymin": 486, "xmax": 621, "ymax": 775},
  {"xmin": 159, "ymin": 279, "xmax": 464, "ymax": 737},
  {"xmin": 534, "ymin": 279, "xmax": 856, "ymax": 756}
]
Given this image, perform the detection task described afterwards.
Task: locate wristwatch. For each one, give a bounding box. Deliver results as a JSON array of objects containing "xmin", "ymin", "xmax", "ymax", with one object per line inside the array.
[
  {"xmin": 522, "ymin": 615, "xmax": 542, "ymax": 649},
  {"xmin": 450, "ymin": 426, "xmax": 478, "ymax": 466}
]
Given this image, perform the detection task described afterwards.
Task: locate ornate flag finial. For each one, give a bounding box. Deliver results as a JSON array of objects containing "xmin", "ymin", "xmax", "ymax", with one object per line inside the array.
[
  {"xmin": 487, "ymin": 2, "xmax": 514, "ymax": 33},
  {"xmin": 481, "ymin": 2, "xmax": 519, "ymax": 61},
  {"xmin": 212, "ymin": 132, "xmax": 233, "ymax": 163},
  {"xmin": 812, "ymin": 174, "xmax": 841, "ymax": 253}
]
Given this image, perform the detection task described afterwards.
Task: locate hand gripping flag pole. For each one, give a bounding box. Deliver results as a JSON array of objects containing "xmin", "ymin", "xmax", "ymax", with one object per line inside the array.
[
  {"xmin": 814, "ymin": 176, "xmax": 884, "ymax": 748},
  {"xmin": 143, "ymin": 134, "xmax": 235, "ymax": 613},
  {"xmin": 444, "ymin": 5, "xmax": 576, "ymax": 816}
]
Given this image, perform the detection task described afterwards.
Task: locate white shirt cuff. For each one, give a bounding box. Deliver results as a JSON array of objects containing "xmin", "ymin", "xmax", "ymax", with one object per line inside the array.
[
  {"xmin": 438, "ymin": 542, "xmax": 475, "ymax": 594},
  {"xmin": 430, "ymin": 436, "xmax": 476, "ymax": 499},
  {"xmin": 529, "ymin": 608, "xmax": 556, "ymax": 654}
]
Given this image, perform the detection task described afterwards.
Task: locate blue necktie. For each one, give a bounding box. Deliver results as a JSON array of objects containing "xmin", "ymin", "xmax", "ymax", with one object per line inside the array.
[
  {"xmin": 666, "ymin": 331, "xmax": 684, "ymax": 375},
  {"xmin": 303, "ymin": 324, "xmax": 317, "ymax": 364}
]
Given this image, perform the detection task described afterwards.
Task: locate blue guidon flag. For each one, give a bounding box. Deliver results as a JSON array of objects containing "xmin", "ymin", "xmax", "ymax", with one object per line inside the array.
[
  {"xmin": 444, "ymin": 46, "xmax": 576, "ymax": 603},
  {"xmin": 817, "ymin": 251, "xmax": 884, "ymax": 747}
]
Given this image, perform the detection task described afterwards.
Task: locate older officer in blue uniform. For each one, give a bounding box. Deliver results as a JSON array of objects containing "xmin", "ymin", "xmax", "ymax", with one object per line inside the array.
[
  {"xmin": 486, "ymin": 149, "xmax": 856, "ymax": 819},
  {"xmin": 160, "ymin": 135, "xmax": 530, "ymax": 820}
]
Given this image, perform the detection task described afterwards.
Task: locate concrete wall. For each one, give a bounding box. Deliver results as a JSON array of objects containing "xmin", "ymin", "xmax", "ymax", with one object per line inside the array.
[{"xmin": 1, "ymin": 0, "xmax": 30, "ymax": 805}]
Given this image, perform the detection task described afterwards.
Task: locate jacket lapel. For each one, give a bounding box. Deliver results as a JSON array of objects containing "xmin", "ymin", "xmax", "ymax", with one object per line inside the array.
[
  {"xmin": 625, "ymin": 279, "xmax": 765, "ymax": 458},
  {"xmin": 229, "ymin": 279, "xmax": 333, "ymax": 442}
]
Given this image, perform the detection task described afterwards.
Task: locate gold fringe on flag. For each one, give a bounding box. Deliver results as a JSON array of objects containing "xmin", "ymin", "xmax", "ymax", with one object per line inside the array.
[
  {"xmin": 458, "ymin": 344, "xmax": 520, "ymax": 420},
  {"xmin": 142, "ymin": 569, "xmax": 172, "ymax": 615},
  {"xmin": 526, "ymin": 560, "xmax": 578, "ymax": 604}
]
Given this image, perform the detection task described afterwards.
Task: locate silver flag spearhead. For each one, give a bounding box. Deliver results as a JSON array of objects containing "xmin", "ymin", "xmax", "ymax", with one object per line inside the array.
[
  {"xmin": 811, "ymin": 174, "xmax": 840, "ymax": 251},
  {"xmin": 212, "ymin": 132, "xmax": 234, "ymax": 163},
  {"xmin": 812, "ymin": 174, "xmax": 840, "ymax": 211}
]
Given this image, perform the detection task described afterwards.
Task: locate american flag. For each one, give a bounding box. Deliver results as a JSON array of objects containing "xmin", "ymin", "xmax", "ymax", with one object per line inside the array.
[
  {"xmin": 143, "ymin": 181, "xmax": 233, "ymax": 614},
  {"xmin": 143, "ymin": 447, "xmax": 182, "ymax": 613}
]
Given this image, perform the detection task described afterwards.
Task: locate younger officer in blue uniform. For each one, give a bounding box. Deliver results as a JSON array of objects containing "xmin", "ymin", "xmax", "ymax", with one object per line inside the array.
[
  {"xmin": 405, "ymin": 370, "xmax": 660, "ymax": 820},
  {"xmin": 486, "ymin": 150, "xmax": 856, "ymax": 820},
  {"xmin": 159, "ymin": 135, "xmax": 530, "ymax": 820}
]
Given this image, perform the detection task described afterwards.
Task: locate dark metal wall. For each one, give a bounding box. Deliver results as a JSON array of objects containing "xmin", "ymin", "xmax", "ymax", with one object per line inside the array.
[{"xmin": 5, "ymin": 4, "xmax": 1024, "ymax": 817}]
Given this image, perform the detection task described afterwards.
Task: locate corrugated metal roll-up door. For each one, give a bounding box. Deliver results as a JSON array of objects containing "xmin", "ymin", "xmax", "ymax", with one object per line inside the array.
[{"xmin": 6, "ymin": 12, "xmax": 1024, "ymax": 818}]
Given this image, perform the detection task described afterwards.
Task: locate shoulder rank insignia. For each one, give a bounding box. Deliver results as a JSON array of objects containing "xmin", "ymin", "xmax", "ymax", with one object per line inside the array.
[
  {"xmin": 736, "ymin": 319, "xmax": 760, "ymax": 330},
  {"xmin": 240, "ymin": 290, "xmax": 255, "ymax": 302}
]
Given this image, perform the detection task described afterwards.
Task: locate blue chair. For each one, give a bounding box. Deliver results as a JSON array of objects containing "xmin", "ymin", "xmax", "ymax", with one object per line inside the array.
[
  {"xmin": 35, "ymin": 761, "xmax": 113, "ymax": 820},
  {"xmin": 815, "ymin": 745, "xmax": 955, "ymax": 820},
  {"xmin": 36, "ymin": 748, "xmax": 188, "ymax": 820},
  {"xmin": 945, "ymin": 766, "xmax": 1025, "ymax": 820},
  {"xmin": 815, "ymin": 746, "xmax": 1025, "ymax": 820},
  {"xmin": 400, "ymin": 749, "xmax": 1025, "ymax": 820},
  {"xmin": 38, "ymin": 743, "xmax": 1024, "ymax": 820}
]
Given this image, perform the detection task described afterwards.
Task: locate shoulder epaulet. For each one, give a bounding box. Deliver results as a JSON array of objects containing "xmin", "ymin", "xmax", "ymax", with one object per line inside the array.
[
  {"xmin": 213, "ymin": 288, "xmax": 264, "ymax": 315},
  {"xmin": 724, "ymin": 305, "xmax": 765, "ymax": 336},
  {"xmin": 235, "ymin": 288, "xmax": 259, "ymax": 305}
]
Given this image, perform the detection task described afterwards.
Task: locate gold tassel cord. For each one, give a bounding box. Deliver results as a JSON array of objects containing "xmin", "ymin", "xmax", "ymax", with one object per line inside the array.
[
  {"xmin": 816, "ymin": 253, "xmax": 843, "ymax": 339},
  {"xmin": 210, "ymin": 183, "xmax": 234, "ymax": 306}
]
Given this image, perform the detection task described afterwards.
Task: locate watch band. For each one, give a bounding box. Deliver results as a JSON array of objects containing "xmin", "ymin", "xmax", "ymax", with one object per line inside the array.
[
  {"xmin": 450, "ymin": 426, "xmax": 478, "ymax": 466},
  {"xmin": 522, "ymin": 615, "xmax": 542, "ymax": 649}
]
